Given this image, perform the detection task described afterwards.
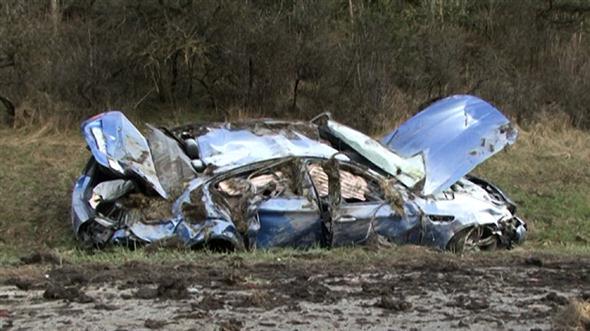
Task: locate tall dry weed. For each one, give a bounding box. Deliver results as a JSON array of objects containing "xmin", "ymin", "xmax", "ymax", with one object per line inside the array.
[{"xmin": 553, "ymin": 299, "xmax": 590, "ymax": 331}]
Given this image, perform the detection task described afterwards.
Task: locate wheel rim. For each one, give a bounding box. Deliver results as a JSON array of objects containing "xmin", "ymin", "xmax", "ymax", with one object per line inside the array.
[{"xmin": 455, "ymin": 226, "xmax": 498, "ymax": 253}]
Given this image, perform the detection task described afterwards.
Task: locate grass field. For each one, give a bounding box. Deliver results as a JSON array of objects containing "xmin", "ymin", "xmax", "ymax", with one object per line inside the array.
[{"xmin": 0, "ymin": 114, "xmax": 589, "ymax": 263}]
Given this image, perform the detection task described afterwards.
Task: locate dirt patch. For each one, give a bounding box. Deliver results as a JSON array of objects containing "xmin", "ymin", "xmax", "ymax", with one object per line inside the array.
[
  {"xmin": 543, "ymin": 292, "xmax": 570, "ymax": 306},
  {"xmin": 1, "ymin": 251, "xmax": 589, "ymax": 330},
  {"xmin": 43, "ymin": 283, "xmax": 93, "ymax": 303},
  {"xmin": 93, "ymin": 303, "xmax": 118, "ymax": 311},
  {"xmin": 374, "ymin": 295, "xmax": 412, "ymax": 312},
  {"xmin": 197, "ymin": 293, "xmax": 226, "ymax": 311},
  {"xmin": 231, "ymin": 290, "xmax": 281, "ymax": 309},
  {"xmin": 447, "ymin": 294, "xmax": 490, "ymax": 310},
  {"xmin": 525, "ymin": 255, "xmax": 545, "ymax": 267},
  {"xmin": 19, "ymin": 251, "xmax": 62, "ymax": 265},
  {"xmin": 134, "ymin": 278, "xmax": 188, "ymax": 300},
  {"xmin": 283, "ymin": 276, "xmax": 342, "ymax": 303},
  {"xmin": 144, "ymin": 318, "xmax": 168, "ymax": 329},
  {"xmin": 48, "ymin": 265, "xmax": 88, "ymax": 286},
  {"xmin": 5, "ymin": 277, "xmax": 36, "ymax": 291},
  {"xmin": 155, "ymin": 278, "xmax": 189, "ymax": 299},
  {"xmin": 218, "ymin": 318, "xmax": 244, "ymax": 331}
]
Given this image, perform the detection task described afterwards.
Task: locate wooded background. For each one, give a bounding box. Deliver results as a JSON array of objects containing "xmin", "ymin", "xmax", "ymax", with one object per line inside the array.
[{"xmin": 1, "ymin": 0, "xmax": 590, "ymax": 132}]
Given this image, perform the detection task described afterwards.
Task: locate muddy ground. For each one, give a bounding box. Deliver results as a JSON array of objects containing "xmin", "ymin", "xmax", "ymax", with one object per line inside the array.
[{"xmin": 0, "ymin": 249, "xmax": 589, "ymax": 330}]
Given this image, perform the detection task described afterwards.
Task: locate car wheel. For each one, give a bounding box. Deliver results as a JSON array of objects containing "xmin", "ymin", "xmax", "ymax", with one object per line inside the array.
[{"xmin": 448, "ymin": 226, "xmax": 498, "ymax": 253}]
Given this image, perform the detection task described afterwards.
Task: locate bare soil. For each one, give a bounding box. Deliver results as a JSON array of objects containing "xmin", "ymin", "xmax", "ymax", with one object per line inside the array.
[{"xmin": 0, "ymin": 249, "xmax": 589, "ymax": 330}]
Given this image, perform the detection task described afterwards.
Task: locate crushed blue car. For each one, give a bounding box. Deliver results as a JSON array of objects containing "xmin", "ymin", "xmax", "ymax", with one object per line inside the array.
[{"xmin": 72, "ymin": 95, "xmax": 526, "ymax": 252}]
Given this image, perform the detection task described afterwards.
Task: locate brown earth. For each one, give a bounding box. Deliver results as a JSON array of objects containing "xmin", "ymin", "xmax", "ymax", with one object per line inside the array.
[{"xmin": 0, "ymin": 249, "xmax": 589, "ymax": 330}]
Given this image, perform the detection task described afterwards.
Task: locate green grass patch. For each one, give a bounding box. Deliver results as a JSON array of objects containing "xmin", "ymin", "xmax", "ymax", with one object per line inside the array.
[
  {"xmin": 476, "ymin": 128, "xmax": 590, "ymax": 247},
  {"xmin": 0, "ymin": 132, "xmax": 86, "ymax": 253}
]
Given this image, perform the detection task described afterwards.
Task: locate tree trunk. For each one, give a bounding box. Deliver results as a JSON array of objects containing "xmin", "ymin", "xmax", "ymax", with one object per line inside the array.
[
  {"xmin": 0, "ymin": 95, "xmax": 15, "ymax": 128},
  {"xmin": 50, "ymin": 0, "xmax": 60, "ymax": 32}
]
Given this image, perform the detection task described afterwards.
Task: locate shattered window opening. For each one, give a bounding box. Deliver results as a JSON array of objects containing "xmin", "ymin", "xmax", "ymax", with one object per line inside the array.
[
  {"xmin": 210, "ymin": 159, "xmax": 313, "ymax": 235},
  {"xmin": 306, "ymin": 161, "xmax": 385, "ymax": 204}
]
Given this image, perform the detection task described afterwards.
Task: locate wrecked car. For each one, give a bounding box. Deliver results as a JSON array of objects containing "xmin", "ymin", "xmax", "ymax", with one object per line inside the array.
[{"xmin": 72, "ymin": 95, "xmax": 526, "ymax": 252}]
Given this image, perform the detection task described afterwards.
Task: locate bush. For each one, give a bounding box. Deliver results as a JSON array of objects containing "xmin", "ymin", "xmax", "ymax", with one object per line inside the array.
[{"xmin": 0, "ymin": 0, "xmax": 589, "ymax": 132}]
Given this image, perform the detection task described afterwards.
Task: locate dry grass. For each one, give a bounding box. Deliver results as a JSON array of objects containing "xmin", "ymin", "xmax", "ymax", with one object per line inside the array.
[
  {"xmin": 475, "ymin": 112, "xmax": 590, "ymax": 245},
  {"xmin": 0, "ymin": 127, "xmax": 86, "ymax": 256},
  {"xmin": 554, "ymin": 299, "xmax": 590, "ymax": 331}
]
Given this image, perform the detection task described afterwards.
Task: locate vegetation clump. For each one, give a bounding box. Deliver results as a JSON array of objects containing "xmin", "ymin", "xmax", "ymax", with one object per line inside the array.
[{"xmin": 1, "ymin": 0, "xmax": 590, "ymax": 131}]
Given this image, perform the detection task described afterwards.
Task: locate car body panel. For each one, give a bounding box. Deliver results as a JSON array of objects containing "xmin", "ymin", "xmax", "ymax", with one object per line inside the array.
[
  {"xmin": 254, "ymin": 198, "xmax": 324, "ymax": 249},
  {"xmin": 71, "ymin": 174, "xmax": 93, "ymax": 234},
  {"xmin": 325, "ymin": 120, "xmax": 425, "ymax": 189},
  {"xmin": 114, "ymin": 218, "xmax": 181, "ymax": 244},
  {"xmin": 195, "ymin": 125, "xmax": 347, "ymax": 174},
  {"xmin": 145, "ymin": 124, "xmax": 196, "ymax": 195},
  {"xmin": 331, "ymin": 203, "xmax": 399, "ymax": 246},
  {"xmin": 81, "ymin": 111, "xmax": 168, "ymax": 198}
]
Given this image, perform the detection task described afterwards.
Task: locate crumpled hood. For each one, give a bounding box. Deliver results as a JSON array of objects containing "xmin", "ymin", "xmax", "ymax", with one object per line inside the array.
[{"xmin": 381, "ymin": 95, "xmax": 517, "ymax": 196}]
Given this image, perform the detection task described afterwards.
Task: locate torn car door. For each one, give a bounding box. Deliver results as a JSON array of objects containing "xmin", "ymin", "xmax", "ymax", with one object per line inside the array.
[{"xmin": 381, "ymin": 95, "xmax": 518, "ymax": 196}]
